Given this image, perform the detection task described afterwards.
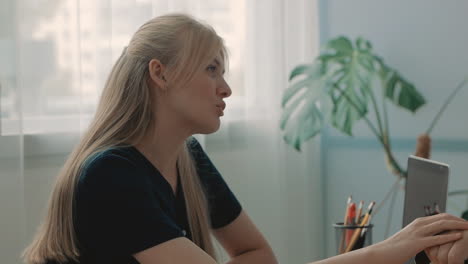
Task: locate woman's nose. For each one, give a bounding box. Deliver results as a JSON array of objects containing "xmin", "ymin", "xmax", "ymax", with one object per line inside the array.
[{"xmin": 218, "ymin": 79, "xmax": 232, "ymax": 98}]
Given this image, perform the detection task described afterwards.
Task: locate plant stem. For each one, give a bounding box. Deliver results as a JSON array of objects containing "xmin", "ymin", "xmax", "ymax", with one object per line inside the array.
[
  {"xmin": 384, "ymin": 143, "xmax": 406, "ymax": 176},
  {"xmin": 367, "ymin": 79, "xmax": 385, "ymax": 139},
  {"xmin": 332, "ymin": 84, "xmax": 383, "ymax": 142},
  {"xmin": 368, "ymin": 86, "xmax": 403, "ymax": 177},
  {"xmin": 381, "ymin": 77, "xmax": 390, "ymax": 146},
  {"xmin": 332, "ymin": 84, "xmax": 406, "ymax": 177},
  {"xmin": 332, "ymin": 84, "xmax": 405, "ymax": 176},
  {"xmin": 426, "ymin": 77, "xmax": 468, "ymax": 134},
  {"xmin": 350, "ymin": 52, "xmax": 385, "ymax": 138},
  {"xmin": 385, "ymin": 179, "xmax": 399, "ymax": 238},
  {"xmin": 375, "ymin": 59, "xmax": 392, "ymax": 148},
  {"xmin": 373, "ymin": 176, "xmax": 402, "ymax": 216}
]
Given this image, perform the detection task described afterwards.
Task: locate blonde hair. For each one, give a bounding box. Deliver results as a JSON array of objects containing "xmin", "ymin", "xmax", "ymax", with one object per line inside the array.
[{"xmin": 23, "ymin": 13, "xmax": 227, "ymax": 263}]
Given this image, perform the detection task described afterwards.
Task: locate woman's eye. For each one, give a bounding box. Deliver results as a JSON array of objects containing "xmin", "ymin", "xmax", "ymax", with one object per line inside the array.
[{"xmin": 207, "ymin": 65, "xmax": 217, "ymax": 73}]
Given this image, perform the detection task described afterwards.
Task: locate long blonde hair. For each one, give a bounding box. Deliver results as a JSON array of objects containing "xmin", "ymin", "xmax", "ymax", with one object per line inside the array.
[{"xmin": 23, "ymin": 13, "xmax": 227, "ymax": 263}]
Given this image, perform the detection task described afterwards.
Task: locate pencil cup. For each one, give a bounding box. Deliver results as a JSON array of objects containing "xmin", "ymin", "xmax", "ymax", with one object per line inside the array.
[{"xmin": 333, "ymin": 222, "xmax": 373, "ymax": 255}]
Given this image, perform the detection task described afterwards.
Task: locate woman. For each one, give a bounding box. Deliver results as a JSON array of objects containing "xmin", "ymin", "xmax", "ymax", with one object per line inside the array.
[{"xmin": 22, "ymin": 13, "xmax": 468, "ymax": 264}]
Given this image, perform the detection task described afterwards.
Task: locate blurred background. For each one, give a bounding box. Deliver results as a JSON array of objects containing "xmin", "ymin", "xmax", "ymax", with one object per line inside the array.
[{"xmin": 1, "ymin": 0, "xmax": 467, "ymax": 263}]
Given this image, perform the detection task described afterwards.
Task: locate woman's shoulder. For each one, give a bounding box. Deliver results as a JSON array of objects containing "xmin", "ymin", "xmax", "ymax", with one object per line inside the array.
[
  {"xmin": 82, "ymin": 146, "xmax": 139, "ymax": 173},
  {"xmin": 187, "ymin": 136, "xmax": 202, "ymax": 150},
  {"xmin": 186, "ymin": 137, "xmax": 222, "ymax": 177},
  {"xmin": 187, "ymin": 136, "xmax": 208, "ymax": 161},
  {"xmin": 78, "ymin": 146, "xmax": 147, "ymax": 189}
]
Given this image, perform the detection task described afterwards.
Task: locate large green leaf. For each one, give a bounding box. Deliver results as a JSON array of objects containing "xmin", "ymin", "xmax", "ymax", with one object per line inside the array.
[
  {"xmin": 324, "ymin": 37, "xmax": 374, "ymax": 135},
  {"xmin": 289, "ymin": 64, "xmax": 315, "ymax": 81},
  {"xmin": 384, "ymin": 70, "xmax": 425, "ymax": 112},
  {"xmin": 282, "ymin": 102, "xmax": 324, "ymax": 151},
  {"xmin": 330, "ymin": 75, "xmax": 369, "ymax": 136},
  {"xmin": 280, "ymin": 36, "xmax": 426, "ymax": 151},
  {"xmin": 283, "ymin": 64, "xmax": 321, "ymax": 106},
  {"xmin": 281, "ymin": 65, "xmax": 326, "ymax": 151},
  {"xmin": 327, "ymin": 36, "xmax": 353, "ymax": 55},
  {"xmin": 376, "ymin": 57, "xmax": 426, "ymax": 112}
]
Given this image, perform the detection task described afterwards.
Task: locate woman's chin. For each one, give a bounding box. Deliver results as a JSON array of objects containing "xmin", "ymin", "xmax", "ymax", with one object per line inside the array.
[{"xmin": 197, "ymin": 120, "xmax": 221, "ymax": 134}]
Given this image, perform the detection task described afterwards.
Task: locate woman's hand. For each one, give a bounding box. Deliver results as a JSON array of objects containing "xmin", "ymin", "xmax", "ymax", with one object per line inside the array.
[
  {"xmin": 309, "ymin": 213, "xmax": 468, "ymax": 264},
  {"xmin": 425, "ymin": 229, "xmax": 468, "ymax": 264},
  {"xmin": 370, "ymin": 213, "xmax": 468, "ymax": 264}
]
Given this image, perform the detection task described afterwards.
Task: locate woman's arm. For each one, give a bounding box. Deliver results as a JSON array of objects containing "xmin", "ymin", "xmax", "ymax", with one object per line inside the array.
[
  {"xmin": 309, "ymin": 213, "xmax": 468, "ymax": 264},
  {"xmin": 133, "ymin": 237, "xmax": 217, "ymax": 264},
  {"xmin": 133, "ymin": 210, "xmax": 277, "ymax": 264},
  {"xmin": 213, "ymin": 210, "xmax": 278, "ymax": 264},
  {"xmin": 132, "ymin": 213, "xmax": 467, "ymax": 264}
]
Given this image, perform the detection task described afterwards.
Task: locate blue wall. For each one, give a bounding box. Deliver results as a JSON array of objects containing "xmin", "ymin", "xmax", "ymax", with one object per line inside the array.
[{"xmin": 319, "ymin": 0, "xmax": 468, "ymax": 256}]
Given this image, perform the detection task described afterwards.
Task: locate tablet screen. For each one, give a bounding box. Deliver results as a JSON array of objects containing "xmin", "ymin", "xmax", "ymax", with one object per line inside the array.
[{"xmin": 402, "ymin": 155, "xmax": 449, "ymax": 227}]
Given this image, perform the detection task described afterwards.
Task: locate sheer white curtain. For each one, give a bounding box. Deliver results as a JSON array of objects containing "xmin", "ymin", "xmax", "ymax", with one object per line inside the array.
[
  {"xmin": 0, "ymin": 0, "xmax": 322, "ymax": 263},
  {"xmin": 206, "ymin": 1, "xmax": 323, "ymax": 263}
]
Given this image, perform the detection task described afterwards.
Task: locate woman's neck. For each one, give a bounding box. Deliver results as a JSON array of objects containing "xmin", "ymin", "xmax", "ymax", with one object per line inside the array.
[{"xmin": 134, "ymin": 111, "xmax": 191, "ymax": 182}]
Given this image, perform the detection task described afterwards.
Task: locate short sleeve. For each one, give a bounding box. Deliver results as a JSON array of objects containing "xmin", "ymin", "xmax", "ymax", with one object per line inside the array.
[
  {"xmin": 75, "ymin": 153, "xmax": 184, "ymax": 257},
  {"xmin": 188, "ymin": 138, "xmax": 242, "ymax": 229}
]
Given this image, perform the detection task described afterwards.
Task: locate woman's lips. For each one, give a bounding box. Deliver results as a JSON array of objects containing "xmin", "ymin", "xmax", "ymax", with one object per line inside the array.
[
  {"xmin": 216, "ymin": 102, "xmax": 226, "ymax": 111},
  {"xmin": 216, "ymin": 103, "xmax": 225, "ymax": 116}
]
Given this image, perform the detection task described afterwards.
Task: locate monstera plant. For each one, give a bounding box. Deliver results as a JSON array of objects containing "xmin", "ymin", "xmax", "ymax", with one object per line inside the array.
[
  {"xmin": 281, "ymin": 35, "xmax": 468, "ymax": 223},
  {"xmin": 280, "ymin": 36, "xmax": 426, "ymax": 178}
]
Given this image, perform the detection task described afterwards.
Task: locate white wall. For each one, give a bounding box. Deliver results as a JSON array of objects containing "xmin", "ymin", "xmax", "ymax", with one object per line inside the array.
[{"xmin": 319, "ymin": 0, "xmax": 468, "ymax": 257}]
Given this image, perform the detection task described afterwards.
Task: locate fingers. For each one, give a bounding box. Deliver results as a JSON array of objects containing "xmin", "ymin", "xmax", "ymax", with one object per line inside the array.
[
  {"xmin": 447, "ymin": 242, "xmax": 467, "ymax": 264},
  {"xmin": 414, "ymin": 213, "xmax": 467, "ymax": 227},
  {"xmin": 426, "ymin": 246, "xmax": 440, "ymax": 264},
  {"xmin": 421, "ymin": 219, "xmax": 468, "ymax": 236},
  {"xmin": 421, "ymin": 232, "xmax": 462, "ymax": 249},
  {"xmin": 436, "ymin": 242, "xmax": 453, "ymax": 264}
]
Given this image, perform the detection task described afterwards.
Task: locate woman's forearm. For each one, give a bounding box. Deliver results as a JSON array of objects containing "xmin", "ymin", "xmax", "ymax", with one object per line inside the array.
[
  {"xmin": 309, "ymin": 214, "xmax": 468, "ymax": 264},
  {"xmin": 308, "ymin": 243, "xmax": 396, "ymax": 264},
  {"xmin": 308, "ymin": 247, "xmax": 372, "ymax": 264},
  {"xmin": 225, "ymin": 247, "xmax": 278, "ymax": 264}
]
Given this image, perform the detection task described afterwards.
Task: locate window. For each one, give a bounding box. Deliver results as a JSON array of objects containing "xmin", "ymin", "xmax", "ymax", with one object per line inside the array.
[{"xmin": 0, "ymin": 0, "xmax": 247, "ymax": 136}]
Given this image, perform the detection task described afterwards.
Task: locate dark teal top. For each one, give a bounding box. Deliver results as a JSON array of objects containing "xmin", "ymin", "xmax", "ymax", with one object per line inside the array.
[{"xmin": 68, "ymin": 138, "xmax": 241, "ymax": 264}]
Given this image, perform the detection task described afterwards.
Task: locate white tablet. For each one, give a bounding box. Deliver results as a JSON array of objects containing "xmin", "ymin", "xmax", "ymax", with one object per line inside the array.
[{"xmin": 402, "ymin": 155, "xmax": 450, "ymax": 227}]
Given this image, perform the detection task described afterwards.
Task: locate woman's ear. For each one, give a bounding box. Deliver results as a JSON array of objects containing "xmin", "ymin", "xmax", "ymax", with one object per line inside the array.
[{"xmin": 148, "ymin": 59, "xmax": 167, "ymax": 91}]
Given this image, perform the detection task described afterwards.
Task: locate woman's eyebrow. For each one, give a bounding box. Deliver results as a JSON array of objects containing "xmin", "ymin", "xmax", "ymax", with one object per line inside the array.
[{"xmin": 213, "ymin": 59, "xmax": 226, "ymax": 74}]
